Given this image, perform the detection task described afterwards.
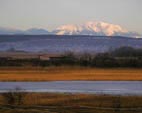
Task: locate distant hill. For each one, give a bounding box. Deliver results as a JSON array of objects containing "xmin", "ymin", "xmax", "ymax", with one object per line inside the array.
[
  {"xmin": 0, "ymin": 35, "xmax": 142, "ymax": 53},
  {"xmin": 0, "ymin": 28, "xmax": 50, "ymax": 35},
  {"xmin": 0, "ymin": 27, "xmax": 23, "ymax": 35},
  {"xmin": 24, "ymin": 28, "xmax": 50, "ymax": 35}
]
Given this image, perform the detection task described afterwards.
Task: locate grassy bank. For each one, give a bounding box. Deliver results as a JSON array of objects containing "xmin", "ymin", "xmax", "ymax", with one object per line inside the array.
[
  {"xmin": 0, "ymin": 67, "xmax": 142, "ymax": 81},
  {"xmin": 0, "ymin": 93, "xmax": 142, "ymax": 113}
]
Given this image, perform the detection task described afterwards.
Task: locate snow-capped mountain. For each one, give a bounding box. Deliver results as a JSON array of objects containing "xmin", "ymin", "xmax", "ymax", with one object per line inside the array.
[
  {"xmin": 53, "ymin": 21, "xmax": 141, "ymax": 38},
  {"xmin": 0, "ymin": 21, "xmax": 141, "ymax": 38}
]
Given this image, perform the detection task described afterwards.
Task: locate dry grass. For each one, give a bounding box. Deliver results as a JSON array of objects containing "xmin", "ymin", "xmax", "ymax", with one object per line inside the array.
[
  {"xmin": 0, "ymin": 66, "xmax": 142, "ymax": 81},
  {"xmin": 23, "ymin": 93, "xmax": 142, "ymax": 108},
  {"xmin": 0, "ymin": 109, "xmax": 51, "ymax": 113},
  {"xmin": 0, "ymin": 93, "xmax": 142, "ymax": 113}
]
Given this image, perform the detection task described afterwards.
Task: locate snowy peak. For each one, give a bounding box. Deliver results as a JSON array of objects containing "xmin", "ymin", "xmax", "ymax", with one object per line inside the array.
[
  {"xmin": 55, "ymin": 24, "xmax": 82, "ymax": 35},
  {"xmin": 84, "ymin": 21, "xmax": 127, "ymax": 36},
  {"xmin": 54, "ymin": 21, "xmax": 140, "ymax": 38},
  {"xmin": 0, "ymin": 21, "xmax": 141, "ymax": 38}
]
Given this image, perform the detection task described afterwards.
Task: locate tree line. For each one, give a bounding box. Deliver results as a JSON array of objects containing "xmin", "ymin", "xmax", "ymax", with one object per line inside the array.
[{"xmin": 0, "ymin": 46, "xmax": 142, "ymax": 67}]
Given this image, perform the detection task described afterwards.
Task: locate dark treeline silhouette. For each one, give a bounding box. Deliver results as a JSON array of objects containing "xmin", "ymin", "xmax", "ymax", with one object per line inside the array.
[{"xmin": 0, "ymin": 46, "xmax": 142, "ymax": 67}]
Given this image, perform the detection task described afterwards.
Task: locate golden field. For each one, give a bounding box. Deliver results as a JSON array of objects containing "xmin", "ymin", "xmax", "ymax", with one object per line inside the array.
[{"xmin": 0, "ymin": 66, "xmax": 142, "ymax": 81}]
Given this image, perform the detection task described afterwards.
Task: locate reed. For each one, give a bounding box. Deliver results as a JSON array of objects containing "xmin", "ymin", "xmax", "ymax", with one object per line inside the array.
[{"xmin": 0, "ymin": 93, "xmax": 142, "ymax": 113}]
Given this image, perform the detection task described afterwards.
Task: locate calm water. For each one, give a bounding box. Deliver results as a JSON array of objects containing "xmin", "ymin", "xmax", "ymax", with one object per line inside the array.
[{"xmin": 0, "ymin": 81, "xmax": 142, "ymax": 95}]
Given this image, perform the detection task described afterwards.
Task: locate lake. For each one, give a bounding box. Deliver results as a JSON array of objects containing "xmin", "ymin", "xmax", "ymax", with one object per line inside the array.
[{"xmin": 0, "ymin": 81, "xmax": 142, "ymax": 95}]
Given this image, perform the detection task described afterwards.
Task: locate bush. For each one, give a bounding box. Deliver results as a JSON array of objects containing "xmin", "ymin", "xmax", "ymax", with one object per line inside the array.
[
  {"xmin": 78, "ymin": 53, "xmax": 93, "ymax": 66},
  {"xmin": 111, "ymin": 46, "xmax": 142, "ymax": 57},
  {"xmin": 92, "ymin": 53, "xmax": 118, "ymax": 67},
  {"xmin": 2, "ymin": 87, "xmax": 27, "ymax": 105}
]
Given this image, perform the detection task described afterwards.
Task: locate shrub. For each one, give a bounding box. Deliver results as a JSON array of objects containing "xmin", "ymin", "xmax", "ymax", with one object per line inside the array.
[
  {"xmin": 2, "ymin": 87, "xmax": 27, "ymax": 105},
  {"xmin": 92, "ymin": 53, "xmax": 118, "ymax": 67}
]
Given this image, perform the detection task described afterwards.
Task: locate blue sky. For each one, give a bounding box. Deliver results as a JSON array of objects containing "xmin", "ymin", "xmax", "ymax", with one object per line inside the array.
[{"xmin": 0, "ymin": 0, "xmax": 141, "ymax": 33}]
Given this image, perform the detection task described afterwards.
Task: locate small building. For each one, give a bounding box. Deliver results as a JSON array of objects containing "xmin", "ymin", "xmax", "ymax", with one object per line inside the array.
[
  {"xmin": 39, "ymin": 55, "xmax": 50, "ymax": 60},
  {"xmin": 39, "ymin": 54, "xmax": 63, "ymax": 61}
]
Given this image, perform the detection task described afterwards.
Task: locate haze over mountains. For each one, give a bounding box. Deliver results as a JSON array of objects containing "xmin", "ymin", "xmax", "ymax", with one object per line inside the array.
[{"xmin": 0, "ymin": 21, "xmax": 141, "ymax": 38}]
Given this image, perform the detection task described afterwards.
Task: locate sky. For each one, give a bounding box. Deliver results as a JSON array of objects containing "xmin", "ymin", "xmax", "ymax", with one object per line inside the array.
[{"xmin": 0, "ymin": 0, "xmax": 141, "ymax": 33}]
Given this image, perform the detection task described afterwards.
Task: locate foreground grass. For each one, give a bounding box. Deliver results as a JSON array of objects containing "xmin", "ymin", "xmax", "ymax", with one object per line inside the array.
[
  {"xmin": 0, "ymin": 93, "xmax": 142, "ymax": 113},
  {"xmin": 0, "ymin": 109, "xmax": 51, "ymax": 113},
  {"xmin": 0, "ymin": 66, "xmax": 142, "ymax": 81}
]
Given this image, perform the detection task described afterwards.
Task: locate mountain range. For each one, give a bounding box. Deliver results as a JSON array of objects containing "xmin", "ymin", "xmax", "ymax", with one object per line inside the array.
[{"xmin": 0, "ymin": 21, "xmax": 141, "ymax": 38}]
